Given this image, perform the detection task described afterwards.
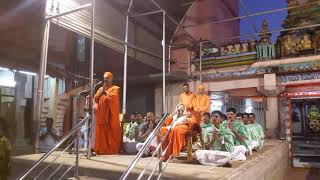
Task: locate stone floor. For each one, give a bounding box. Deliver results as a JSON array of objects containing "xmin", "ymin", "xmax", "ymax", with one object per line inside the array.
[{"xmin": 11, "ymin": 140, "xmax": 289, "ymax": 180}]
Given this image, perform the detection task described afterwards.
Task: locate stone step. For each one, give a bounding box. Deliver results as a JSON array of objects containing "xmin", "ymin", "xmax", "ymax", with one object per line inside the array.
[{"xmin": 10, "ymin": 140, "xmax": 289, "ymax": 180}]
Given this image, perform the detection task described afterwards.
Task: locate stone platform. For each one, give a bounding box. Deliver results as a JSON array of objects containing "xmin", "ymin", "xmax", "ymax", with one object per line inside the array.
[{"xmin": 10, "ymin": 140, "xmax": 289, "ymax": 180}]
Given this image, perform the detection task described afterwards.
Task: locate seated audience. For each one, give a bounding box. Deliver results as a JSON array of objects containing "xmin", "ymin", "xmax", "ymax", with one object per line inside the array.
[
  {"xmin": 249, "ymin": 113, "xmax": 265, "ymax": 149},
  {"xmin": 136, "ymin": 118, "xmax": 157, "ymax": 157},
  {"xmin": 242, "ymin": 113, "xmax": 258, "ymax": 151},
  {"xmin": 123, "ymin": 113, "xmax": 140, "ymax": 142},
  {"xmin": 201, "ymin": 112, "xmax": 213, "ymax": 145},
  {"xmin": 39, "ymin": 118, "xmax": 61, "ymax": 152},
  {"xmin": 205, "ymin": 111, "xmax": 247, "ymax": 160},
  {"xmin": 226, "ymin": 107, "xmax": 250, "ymax": 153}
]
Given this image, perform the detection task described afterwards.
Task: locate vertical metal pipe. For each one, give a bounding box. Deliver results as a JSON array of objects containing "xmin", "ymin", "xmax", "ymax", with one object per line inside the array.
[
  {"xmin": 199, "ymin": 42, "xmax": 203, "ymax": 83},
  {"xmin": 162, "ymin": 11, "xmax": 166, "ymax": 113},
  {"xmin": 75, "ymin": 127, "xmax": 80, "ymax": 178},
  {"xmin": 35, "ymin": 20, "xmax": 50, "ymax": 152},
  {"xmin": 168, "ymin": 45, "xmax": 171, "ymax": 72},
  {"xmin": 123, "ymin": 0, "xmax": 134, "ymax": 115},
  {"xmin": 87, "ymin": 0, "xmax": 95, "ymax": 159},
  {"xmin": 160, "ymin": 10, "xmax": 166, "ymax": 173}
]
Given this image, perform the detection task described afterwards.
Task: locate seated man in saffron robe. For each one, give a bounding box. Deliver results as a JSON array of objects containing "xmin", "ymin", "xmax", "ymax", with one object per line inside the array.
[
  {"xmin": 160, "ymin": 104, "xmax": 199, "ymax": 161},
  {"xmin": 94, "ymin": 72, "xmax": 121, "ymax": 155}
]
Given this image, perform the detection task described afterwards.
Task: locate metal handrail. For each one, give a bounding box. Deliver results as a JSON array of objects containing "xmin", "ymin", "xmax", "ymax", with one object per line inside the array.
[
  {"xmin": 120, "ymin": 113, "xmax": 169, "ymax": 180},
  {"xmin": 19, "ymin": 115, "xmax": 91, "ymax": 180}
]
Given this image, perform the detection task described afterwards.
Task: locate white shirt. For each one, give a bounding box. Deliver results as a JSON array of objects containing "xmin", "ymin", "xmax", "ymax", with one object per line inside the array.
[{"xmin": 39, "ymin": 127, "xmax": 60, "ymax": 152}]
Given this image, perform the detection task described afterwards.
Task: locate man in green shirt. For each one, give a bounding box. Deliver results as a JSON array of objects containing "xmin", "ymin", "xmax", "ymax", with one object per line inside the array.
[
  {"xmin": 201, "ymin": 112, "xmax": 213, "ymax": 145},
  {"xmin": 124, "ymin": 113, "xmax": 141, "ymax": 141},
  {"xmin": 202, "ymin": 110, "xmax": 247, "ymax": 161},
  {"xmin": 249, "ymin": 113, "xmax": 265, "ymax": 149},
  {"xmin": 226, "ymin": 107, "xmax": 250, "ymax": 151},
  {"xmin": 242, "ymin": 113, "xmax": 259, "ymax": 151},
  {"xmin": 205, "ymin": 111, "xmax": 235, "ymax": 153}
]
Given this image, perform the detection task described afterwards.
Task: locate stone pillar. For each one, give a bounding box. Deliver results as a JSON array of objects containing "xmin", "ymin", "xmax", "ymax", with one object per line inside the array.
[
  {"xmin": 14, "ymin": 72, "xmax": 28, "ymax": 147},
  {"xmin": 257, "ymin": 74, "xmax": 285, "ymax": 138}
]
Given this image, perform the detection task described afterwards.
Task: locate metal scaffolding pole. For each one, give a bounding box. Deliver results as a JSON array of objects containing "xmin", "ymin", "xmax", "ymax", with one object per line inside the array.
[
  {"xmin": 151, "ymin": 0, "xmax": 196, "ymax": 42},
  {"xmin": 35, "ymin": 20, "xmax": 51, "ymax": 152},
  {"xmin": 168, "ymin": 45, "xmax": 171, "ymax": 72},
  {"xmin": 46, "ymin": 3, "xmax": 92, "ymax": 20},
  {"xmin": 123, "ymin": 0, "xmax": 134, "ymax": 115},
  {"xmin": 87, "ymin": 0, "xmax": 95, "ymax": 159},
  {"xmin": 162, "ymin": 10, "xmax": 166, "ymax": 114},
  {"xmin": 199, "ymin": 42, "xmax": 202, "ymax": 83}
]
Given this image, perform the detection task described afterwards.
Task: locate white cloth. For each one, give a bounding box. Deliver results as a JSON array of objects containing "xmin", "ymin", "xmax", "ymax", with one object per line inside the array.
[
  {"xmin": 136, "ymin": 138, "xmax": 157, "ymax": 155},
  {"xmin": 248, "ymin": 140, "xmax": 258, "ymax": 152},
  {"xmin": 171, "ymin": 115, "xmax": 187, "ymax": 127},
  {"xmin": 231, "ymin": 145, "xmax": 247, "ymax": 161},
  {"xmin": 39, "ymin": 127, "xmax": 60, "ymax": 152},
  {"xmin": 195, "ymin": 150, "xmax": 231, "ymax": 166}
]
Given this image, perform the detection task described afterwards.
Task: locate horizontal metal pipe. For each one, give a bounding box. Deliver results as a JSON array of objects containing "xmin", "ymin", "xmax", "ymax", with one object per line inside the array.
[
  {"xmin": 171, "ymin": 22, "xmax": 320, "ymax": 48},
  {"xmin": 46, "ymin": 3, "xmax": 92, "ymax": 20},
  {"xmin": 130, "ymin": 10, "xmax": 163, "ymax": 18},
  {"xmin": 183, "ymin": 0, "xmax": 320, "ymax": 28}
]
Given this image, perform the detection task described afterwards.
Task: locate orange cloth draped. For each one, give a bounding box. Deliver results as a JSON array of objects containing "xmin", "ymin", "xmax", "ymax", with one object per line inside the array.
[
  {"xmin": 193, "ymin": 94, "xmax": 210, "ymax": 122},
  {"xmin": 193, "ymin": 94, "xmax": 210, "ymax": 113},
  {"xmin": 160, "ymin": 115, "xmax": 198, "ymax": 161},
  {"xmin": 179, "ymin": 92, "xmax": 195, "ymax": 110},
  {"xmin": 94, "ymin": 85, "xmax": 121, "ymax": 155}
]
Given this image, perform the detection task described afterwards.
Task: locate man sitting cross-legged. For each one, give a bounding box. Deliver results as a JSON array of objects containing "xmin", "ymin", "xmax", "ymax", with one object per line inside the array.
[
  {"xmin": 242, "ymin": 113, "xmax": 259, "ymax": 151},
  {"xmin": 160, "ymin": 104, "xmax": 200, "ymax": 161},
  {"xmin": 205, "ymin": 111, "xmax": 247, "ymax": 161},
  {"xmin": 226, "ymin": 107, "xmax": 251, "ymax": 155},
  {"xmin": 249, "ymin": 113, "xmax": 265, "ymax": 149}
]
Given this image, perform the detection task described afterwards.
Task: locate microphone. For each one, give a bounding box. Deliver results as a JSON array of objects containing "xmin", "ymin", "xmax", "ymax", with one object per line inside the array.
[
  {"xmin": 78, "ymin": 81, "xmax": 103, "ymax": 97},
  {"xmin": 94, "ymin": 81, "xmax": 103, "ymax": 90}
]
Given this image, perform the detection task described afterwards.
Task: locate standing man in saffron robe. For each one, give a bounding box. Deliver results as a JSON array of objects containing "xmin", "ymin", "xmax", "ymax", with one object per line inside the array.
[
  {"xmin": 94, "ymin": 72, "xmax": 121, "ymax": 155},
  {"xmin": 179, "ymin": 83, "xmax": 195, "ymax": 111},
  {"xmin": 193, "ymin": 84, "xmax": 210, "ymax": 123}
]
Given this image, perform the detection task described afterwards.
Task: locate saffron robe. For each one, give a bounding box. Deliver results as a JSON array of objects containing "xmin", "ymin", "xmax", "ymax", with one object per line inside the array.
[
  {"xmin": 193, "ymin": 94, "xmax": 210, "ymax": 113},
  {"xmin": 94, "ymin": 85, "xmax": 121, "ymax": 155},
  {"xmin": 193, "ymin": 94, "xmax": 210, "ymax": 122},
  {"xmin": 160, "ymin": 114, "xmax": 198, "ymax": 161},
  {"xmin": 179, "ymin": 92, "xmax": 195, "ymax": 110}
]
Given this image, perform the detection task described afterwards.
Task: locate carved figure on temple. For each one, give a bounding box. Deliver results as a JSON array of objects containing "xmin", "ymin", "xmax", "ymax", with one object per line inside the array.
[
  {"xmin": 298, "ymin": 34, "xmax": 312, "ymax": 50},
  {"xmin": 286, "ymin": 0, "xmax": 299, "ymax": 7},
  {"xmin": 235, "ymin": 43, "xmax": 241, "ymax": 53},
  {"xmin": 314, "ymin": 30, "xmax": 320, "ymax": 53},
  {"xmin": 308, "ymin": 105, "xmax": 320, "ymax": 133},
  {"xmin": 283, "ymin": 35, "xmax": 298, "ymax": 55},
  {"xmin": 242, "ymin": 41, "xmax": 249, "ymax": 52}
]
